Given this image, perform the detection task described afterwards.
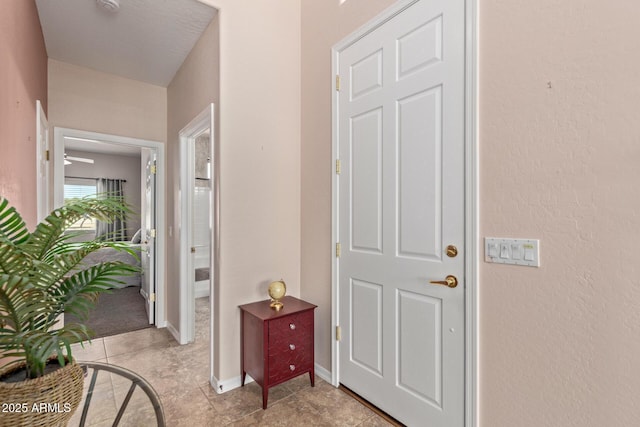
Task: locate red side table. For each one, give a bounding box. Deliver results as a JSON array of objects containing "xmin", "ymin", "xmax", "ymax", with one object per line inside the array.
[{"xmin": 239, "ymin": 296, "xmax": 317, "ymax": 409}]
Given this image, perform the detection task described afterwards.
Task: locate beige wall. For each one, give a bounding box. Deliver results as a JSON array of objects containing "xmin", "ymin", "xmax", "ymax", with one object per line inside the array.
[
  {"xmin": 166, "ymin": 15, "xmax": 220, "ymax": 340},
  {"xmin": 480, "ymin": 1, "xmax": 640, "ymax": 425},
  {"xmin": 200, "ymin": 0, "xmax": 301, "ymax": 381},
  {"xmin": 48, "ymin": 60, "xmax": 166, "ymax": 142},
  {"xmin": 0, "ymin": 0, "xmax": 48, "ymax": 228},
  {"xmin": 300, "ymin": 0, "xmax": 397, "ymax": 374}
]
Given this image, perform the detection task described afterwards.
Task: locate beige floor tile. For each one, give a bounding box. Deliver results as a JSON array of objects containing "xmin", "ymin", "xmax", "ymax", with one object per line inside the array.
[
  {"xmin": 71, "ymin": 338, "xmax": 107, "ymax": 362},
  {"xmin": 69, "ymin": 296, "xmax": 392, "ymax": 426}
]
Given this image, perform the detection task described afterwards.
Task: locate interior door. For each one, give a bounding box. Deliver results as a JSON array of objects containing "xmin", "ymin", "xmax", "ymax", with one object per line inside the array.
[
  {"xmin": 141, "ymin": 149, "xmax": 156, "ymax": 324},
  {"xmin": 337, "ymin": 1, "xmax": 465, "ymax": 426}
]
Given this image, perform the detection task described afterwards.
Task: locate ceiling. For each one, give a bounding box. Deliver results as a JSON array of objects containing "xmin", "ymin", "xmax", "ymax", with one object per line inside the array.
[{"xmin": 35, "ymin": 0, "xmax": 217, "ymax": 87}]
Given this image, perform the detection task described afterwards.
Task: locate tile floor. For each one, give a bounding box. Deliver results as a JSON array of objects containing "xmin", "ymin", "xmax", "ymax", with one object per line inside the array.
[{"xmin": 69, "ymin": 298, "xmax": 394, "ymax": 426}]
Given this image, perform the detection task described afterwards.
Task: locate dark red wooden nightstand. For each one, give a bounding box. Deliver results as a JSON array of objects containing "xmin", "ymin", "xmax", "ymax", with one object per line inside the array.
[{"xmin": 239, "ymin": 296, "xmax": 317, "ymax": 409}]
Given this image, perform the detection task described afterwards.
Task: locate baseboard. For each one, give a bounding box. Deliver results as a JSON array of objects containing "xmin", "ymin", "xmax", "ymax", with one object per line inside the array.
[
  {"xmin": 165, "ymin": 321, "xmax": 180, "ymax": 343},
  {"xmin": 314, "ymin": 363, "xmax": 332, "ymax": 385},
  {"xmin": 210, "ymin": 365, "xmax": 332, "ymax": 395},
  {"xmin": 210, "ymin": 374, "xmax": 254, "ymax": 394}
]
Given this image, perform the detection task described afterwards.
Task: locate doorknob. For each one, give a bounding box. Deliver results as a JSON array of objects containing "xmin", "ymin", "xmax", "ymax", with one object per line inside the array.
[{"xmin": 429, "ymin": 275, "xmax": 458, "ymax": 288}]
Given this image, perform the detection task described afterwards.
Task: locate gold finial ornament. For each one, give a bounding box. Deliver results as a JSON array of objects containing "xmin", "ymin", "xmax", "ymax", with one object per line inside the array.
[{"xmin": 268, "ymin": 280, "xmax": 287, "ymax": 311}]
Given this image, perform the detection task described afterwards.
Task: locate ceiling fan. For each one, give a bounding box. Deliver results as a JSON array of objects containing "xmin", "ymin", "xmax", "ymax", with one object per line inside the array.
[{"xmin": 64, "ymin": 153, "xmax": 95, "ymax": 166}]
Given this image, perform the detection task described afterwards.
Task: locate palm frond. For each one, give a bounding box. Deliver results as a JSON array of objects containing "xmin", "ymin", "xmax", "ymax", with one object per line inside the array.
[{"xmin": 0, "ymin": 198, "xmax": 30, "ymax": 245}]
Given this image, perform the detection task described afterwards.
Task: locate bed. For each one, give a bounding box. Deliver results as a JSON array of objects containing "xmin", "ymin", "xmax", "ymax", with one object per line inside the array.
[{"xmin": 80, "ymin": 243, "xmax": 142, "ymax": 288}]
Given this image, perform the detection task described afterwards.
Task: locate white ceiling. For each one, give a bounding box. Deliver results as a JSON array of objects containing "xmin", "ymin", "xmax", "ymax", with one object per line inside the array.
[{"xmin": 35, "ymin": 0, "xmax": 217, "ymax": 87}]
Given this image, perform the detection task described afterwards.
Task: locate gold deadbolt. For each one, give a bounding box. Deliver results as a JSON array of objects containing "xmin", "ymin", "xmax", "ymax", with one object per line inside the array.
[
  {"xmin": 430, "ymin": 275, "xmax": 458, "ymax": 288},
  {"xmin": 446, "ymin": 245, "xmax": 458, "ymax": 258}
]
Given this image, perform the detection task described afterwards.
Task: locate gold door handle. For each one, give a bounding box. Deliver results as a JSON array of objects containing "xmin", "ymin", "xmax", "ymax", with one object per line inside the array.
[{"xmin": 430, "ymin": 275, "xmax": 458, "ymax": 288}]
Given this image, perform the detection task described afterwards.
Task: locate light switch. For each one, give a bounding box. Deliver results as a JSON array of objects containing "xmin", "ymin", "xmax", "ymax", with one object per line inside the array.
[
  {"xmin": 485, "ymin": 238, "xmax": 540, "ymax": 267},
  {"xmin": 488, "ymin": 243, "xmax": 499, "ymax": 257},
  {"xmin": 500, "ymin": 244, "xmax": 509, "ymax": 259},
  {"xmin": 524, "ymin": 245, "xmax": 535, "ymax": 261},
  {"xmin": 511, "ymin": 244, "xmax": 521, "ymax": 260}
]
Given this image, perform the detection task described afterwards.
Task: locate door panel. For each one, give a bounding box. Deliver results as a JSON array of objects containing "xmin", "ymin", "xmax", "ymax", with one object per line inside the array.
[
  {"xmin": 397, "ymin": 86, "xmax": 442, "ymax": 260},
  {"xmin": 350, "ymin": 279, "xmax": 383, "ymax": 375},
  {"xmin": 337, "ymin": 1, "xmax": 465, "ymax": 426},
  {"xmin": 351, "ymin": 108, "xmax": 383, "ymax": 254},
  {"xmin": 397, "ymin": 290, "xmax": 442, "ymax": 407}
]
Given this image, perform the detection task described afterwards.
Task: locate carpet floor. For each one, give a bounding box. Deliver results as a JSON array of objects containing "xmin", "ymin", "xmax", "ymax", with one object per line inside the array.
[{"xmin": 65, "ymin": 286, "xmax": 151, "ymax": 339}]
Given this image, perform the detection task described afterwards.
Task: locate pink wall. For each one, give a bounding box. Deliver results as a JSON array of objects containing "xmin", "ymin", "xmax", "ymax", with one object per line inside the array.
[{"xmin": 0, "ymin": 0, "xmax": 48, "ymax": 228}]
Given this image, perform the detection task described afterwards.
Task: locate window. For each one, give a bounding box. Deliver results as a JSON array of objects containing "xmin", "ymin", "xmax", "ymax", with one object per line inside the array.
[{"xmin": 64, "ymin": 178, "xmax": 97, "ymax": 231}]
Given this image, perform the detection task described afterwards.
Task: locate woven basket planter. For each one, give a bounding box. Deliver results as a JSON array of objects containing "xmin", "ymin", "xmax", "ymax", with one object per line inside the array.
[{"xmin": 0, "ymin": 358, "xmax": 84, "ymax": 427}]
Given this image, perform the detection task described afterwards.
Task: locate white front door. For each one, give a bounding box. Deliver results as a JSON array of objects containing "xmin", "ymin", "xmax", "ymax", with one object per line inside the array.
[
  {"xmin": 336, "ymin": 0, "xmax": 465, "ymax": 425},
  {"xmin": 141, "ymin": 149, "xmax": 157, "ymax": 324}
]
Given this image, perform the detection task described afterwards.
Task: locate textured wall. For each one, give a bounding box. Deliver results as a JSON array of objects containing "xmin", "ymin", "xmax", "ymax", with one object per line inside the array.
[
  {"xmin": 0, "ymin": 0, "xmax": 48, "ymax": 228},
  {"xmin": 480, "ymin": 0, "xmax": 640, "ymax": 425},
  {"xmin": 48, "ymin": 60, "xmax": 166, "ymax": 143}
]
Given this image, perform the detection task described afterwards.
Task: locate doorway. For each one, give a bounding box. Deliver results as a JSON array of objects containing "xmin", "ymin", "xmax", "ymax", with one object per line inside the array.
[
  {"xmin": 178, "ymin": 104, "xmax": 216, "ymax": 360},
  {"xmin": 331, "ymin": 0, "xmax": 478, "ymax": 426},
  {"xmin": 53, "ymin": 127, "xmax": 166, "ymax": 329}
]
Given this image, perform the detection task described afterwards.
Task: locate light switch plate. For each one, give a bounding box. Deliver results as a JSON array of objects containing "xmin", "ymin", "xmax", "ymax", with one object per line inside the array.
[{"xmin": 484, "ymin": 237, "xmax": 540, "ymax": 267}]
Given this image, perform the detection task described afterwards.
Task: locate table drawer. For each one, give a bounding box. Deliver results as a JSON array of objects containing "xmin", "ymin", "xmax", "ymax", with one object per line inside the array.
[
  {"xmin": 268, "ymin": 348, "xmax": 312, "ymax": 383},
  {"xmin": 268, "ymin": 310, "xmax": 313, "ymax": 346}
]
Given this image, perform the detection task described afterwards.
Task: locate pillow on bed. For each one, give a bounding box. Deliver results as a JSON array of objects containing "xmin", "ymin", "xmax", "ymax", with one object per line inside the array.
[{"xmin": 131, "ymin": 229, "xmax": 142, "ymax": 244}]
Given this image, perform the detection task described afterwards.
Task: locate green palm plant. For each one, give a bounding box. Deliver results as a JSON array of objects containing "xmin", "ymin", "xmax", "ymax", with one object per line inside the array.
[{"xmin": 0, "ymin": 196, "xmax": 139, "ymax": 379}]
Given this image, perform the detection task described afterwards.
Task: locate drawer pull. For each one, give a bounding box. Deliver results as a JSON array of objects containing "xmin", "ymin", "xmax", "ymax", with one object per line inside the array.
[
  {"xmin": 289, "ymin": 323, "xmax": 296, "ymax": 330},
  {"xmin": 289, "ymin": 364, "xmax": 295, "ymax": 371},
  {"xmin": 289, "ymin": 344, "xmax": 296, "ymax": 350}
]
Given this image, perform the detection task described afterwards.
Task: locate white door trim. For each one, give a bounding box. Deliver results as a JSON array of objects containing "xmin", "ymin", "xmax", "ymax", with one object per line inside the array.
[
  {"xmin": 178, "ymin": 104, "xmax": 217, "ymax": 388},
  {"xmin": 36, "ymin": 100, "xmax": 49, "ymax": 222},
  {"xmin": 330, "ymin": 1, "xmax": 478, "ymax": 426},
  {"xmin": 53, "ymin": 127, "xmax": 167, "ymax": 328}
]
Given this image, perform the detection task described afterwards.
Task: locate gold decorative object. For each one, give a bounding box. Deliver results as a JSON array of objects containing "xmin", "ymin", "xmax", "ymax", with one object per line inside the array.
[{"xmin": 268, "ymin": 280, "xmax": 287, "ymax": 311}]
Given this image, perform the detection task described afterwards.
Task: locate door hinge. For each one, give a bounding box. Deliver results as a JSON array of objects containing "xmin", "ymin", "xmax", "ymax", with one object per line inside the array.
[
  {"xmin": 150, "ymin": 292, "xmax": 156, "ymax": 302},
  {"xmin": 150, "ymin": 165, "xmax": 157, "ymax": 174},
  {"xmin": 336, "ymin": 325, "xmax": 342, "ymax": 341},
  {"xmin": 336, "ymin": 159, "xmax": 341, "ymax": 175},
  {"xmin": 336, "ymin": 75, "xmax": 341, "ymax": 91},
  {"xmin": 191, "ymin": 247, "xmax": 196, "ymax": 253},
  {"xmin": 150, "ymin": 229, "xmax": 156, "ymax": 238},
  {"xmin": 336, "ymin": 242, "xmax": 341, "ymax": 258},
  {"xmin": 45, "ymin": 150, "xmax": 50, "ymax": 161}
]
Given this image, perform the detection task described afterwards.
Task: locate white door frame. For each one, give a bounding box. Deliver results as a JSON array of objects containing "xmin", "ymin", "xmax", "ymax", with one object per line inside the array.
[
  {"xmin": 36, "ymin": 100, "xmax": 49, "ymax": 222},
  {"xmin": 53, "ymin": 127, "xmax": 167, "ymax": 327},
  {"xmin": 178, "ymin": 104, "xmax": 216, "ymax": 354},
  {"xmin": 330, "ymin": 1, "xmax": 478, "ymax": 426}
]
